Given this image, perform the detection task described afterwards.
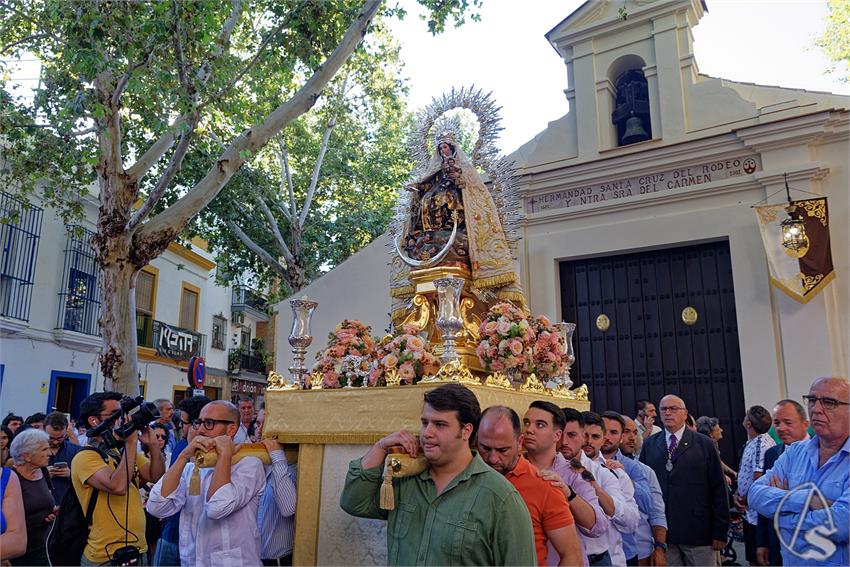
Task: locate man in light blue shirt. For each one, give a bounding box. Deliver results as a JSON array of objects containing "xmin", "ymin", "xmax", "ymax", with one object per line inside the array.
[
  {"xmin": 602, "ymin": 412, "xmax": 668, "ymax": 566},
  {"xmin": 749, "ymin": 376, "xmax": 849, "ymax": 567}
]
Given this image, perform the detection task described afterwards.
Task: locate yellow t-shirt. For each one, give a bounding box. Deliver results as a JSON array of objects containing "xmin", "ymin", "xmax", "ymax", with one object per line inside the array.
[{"xmin": 71, "ymin": 449, "xmax": 149, "ymax": 563}]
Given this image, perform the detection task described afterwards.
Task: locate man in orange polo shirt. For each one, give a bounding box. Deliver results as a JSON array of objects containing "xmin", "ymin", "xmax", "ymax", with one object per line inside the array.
[{"xmin": 479, "ymin": 406, "xmax": 583, "ymax": 566}]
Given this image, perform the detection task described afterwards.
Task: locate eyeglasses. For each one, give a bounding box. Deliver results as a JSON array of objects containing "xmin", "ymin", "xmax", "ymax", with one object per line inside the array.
[
  {"xmin": 802, "ymin": 395, "xmax": 850, "ymax": 411},
  {"xmin": 659, "ymin": 406, "xmax": 685, "ymax": 413},
  {"xmin": 179, "ymin": 419, "xmax": 192, "ymax": 427},
  {"xmin": 47, "ymin": 434, "xmax": 67, "ymax": 443},
  {"xmin": 191, "ymin": 419, "xmax": 235, "ymax": 430}
]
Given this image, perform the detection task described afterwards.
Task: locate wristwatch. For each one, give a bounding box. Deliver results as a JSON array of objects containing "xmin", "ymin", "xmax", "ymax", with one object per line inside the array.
[
  {"xmin": 653, "ymin": 541, "xmax": 668, "ymax": 551},
  {"xmin": 567, "ymin": 486, "xmax": 578, "ymax": 502}
]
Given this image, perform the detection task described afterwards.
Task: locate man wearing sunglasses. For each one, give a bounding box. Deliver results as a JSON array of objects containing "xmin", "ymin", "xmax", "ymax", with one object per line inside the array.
[
  {"xmin": 749, "ymin": 376, "xmax": 849, "ymax": 566},
  {"xmin": 147, "ymin": 400, "xmax": 266, "ymax": 567}
]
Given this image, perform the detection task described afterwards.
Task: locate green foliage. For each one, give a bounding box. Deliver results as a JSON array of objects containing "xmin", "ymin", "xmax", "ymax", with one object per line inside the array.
[{"xmin": 817, "ymin": 0, "xmax": 850, "ymax": 82}]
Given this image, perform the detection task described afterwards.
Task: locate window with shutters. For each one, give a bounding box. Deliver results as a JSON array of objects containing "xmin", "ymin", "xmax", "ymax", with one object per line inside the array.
[
  {"xmin": 211, "ymin": 315, "xmax": 227, "ymax": 350},
  {"xmin": 179, "ymin": 283, "xmax": 200, "ymax": 331},
  {"xmin": 136, "ymin": 268, "xmax": 157, "ymax": 347}
]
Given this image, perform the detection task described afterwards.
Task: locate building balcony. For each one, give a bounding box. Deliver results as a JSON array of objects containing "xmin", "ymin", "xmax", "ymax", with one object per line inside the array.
[
  {"xmin": 231, "ymin": 285, "xmax": 269, "ymax": 322},
  {"xmin": 137, "ymin": 315, "xmax": 206, "ymax": 362},
  {"xmin": 228, "ymin": 347, "xmax": 268, "ymax": 375}
]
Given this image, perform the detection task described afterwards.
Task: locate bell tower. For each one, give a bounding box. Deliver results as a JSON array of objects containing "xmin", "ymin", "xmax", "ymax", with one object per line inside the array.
[{"xmin": 546, "ymin": 0, "xmax": 707, "ymax": 158}]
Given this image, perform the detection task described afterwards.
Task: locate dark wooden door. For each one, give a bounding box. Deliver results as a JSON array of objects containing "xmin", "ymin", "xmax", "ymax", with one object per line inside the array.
[{"xmin": 560, "ymin": 240, "xmax": 746, "ymax": 467}]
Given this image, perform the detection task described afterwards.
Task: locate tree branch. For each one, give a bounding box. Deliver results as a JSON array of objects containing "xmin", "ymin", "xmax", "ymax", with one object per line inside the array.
[
  {"xmin": 171, "ymin": 0, "xmax": 192, "ymax": 95},
  {"xmin": 1, "ymin": 33, "xmax": 49, "ymax": 55},
  {"xmin": 226, "ymin": 220, "xmax": 289, "ymax": 280},
  {"xmin": 195, "ymin": 0, "xmax": 243, "ymax": 86},
  {"xmin": 255, "ymin": 195, "xmax": 295, "ymax": 265},
  {"xmin": 277, "ymin": 137, "xmax": 296, "ymax": 220},
  {"xmin": 298, "ymin": 115, "xmax": 335, "ymax": 228},
  {"xmin": 127, "ymin": 113, "xmax": 200, "ymax": 231},
  {"xmin": 0, "ymin": 1, "xmax": 62, "ymax": 46},
  {"xmin": 125, "ymin": 0, "xmax": 243, "ymax": 183},
  {"xmin": 136, "ymin": 0, "xmax": 382, "ymax": 246}
]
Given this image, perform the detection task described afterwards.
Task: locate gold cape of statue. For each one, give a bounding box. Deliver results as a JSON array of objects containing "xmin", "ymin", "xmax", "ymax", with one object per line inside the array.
[{"xmin": 390, "ymin": 131, "xmax": 527, "ymax": 322}]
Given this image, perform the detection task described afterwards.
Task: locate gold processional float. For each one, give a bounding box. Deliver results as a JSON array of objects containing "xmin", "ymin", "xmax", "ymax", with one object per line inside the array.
[{"xmin": 223, "ymin": 87, "xmax": 588, "ymax": 565}]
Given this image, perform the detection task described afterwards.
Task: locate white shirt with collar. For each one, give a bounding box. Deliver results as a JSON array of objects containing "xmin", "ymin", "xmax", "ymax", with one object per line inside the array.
[
  {"xmin": 664, "ymin": 425, "xmax": 686, "ymax": 448},
  {"xmin": 146, "ymin": 454, "xmax": 266, "ymax": 567},
  {"xmin": 580, "ymin": 452, "xmax": 640, "ymax": 565}
]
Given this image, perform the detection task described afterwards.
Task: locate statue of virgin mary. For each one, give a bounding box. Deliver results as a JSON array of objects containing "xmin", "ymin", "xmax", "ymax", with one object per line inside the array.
[{"xmin": 390, "ymin": 128, "xmax": 527, "ymax": 323}]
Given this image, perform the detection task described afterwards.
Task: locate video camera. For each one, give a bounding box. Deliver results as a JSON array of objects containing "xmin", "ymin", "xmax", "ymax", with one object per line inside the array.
[{"xmin": 87, "ymin": 396, "xmax": 160, "ymax": 449}]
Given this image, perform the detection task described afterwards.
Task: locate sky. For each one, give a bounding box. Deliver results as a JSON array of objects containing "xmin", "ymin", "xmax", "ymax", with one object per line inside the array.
[
  {"xmin": 387, "ymin": 0, "xmax": 849, "ymax": 154},
  {"xmin": 4, "ymin": 1, "xmax": 846, "ymax": 156}
]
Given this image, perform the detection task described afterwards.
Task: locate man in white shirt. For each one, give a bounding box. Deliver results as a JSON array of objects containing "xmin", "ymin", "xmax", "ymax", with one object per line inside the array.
[
  {"xmin": 581, "ymin": 411, "xmax": 640, "ymax": 566},
  {"xmin": 146, "ymin": 400, "xmax": 266, "ymax": 567},
  {"xmin": 234, "ymin": 397, "xmax": 257, "ymax": 443}
]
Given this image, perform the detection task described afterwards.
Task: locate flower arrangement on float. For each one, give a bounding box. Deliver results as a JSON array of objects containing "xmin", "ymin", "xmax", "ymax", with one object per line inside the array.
[
  {"xmin": 528, "ymin": 314, "xmax": 567, "ymax": 381},
  {"xmin": 475, "ymin": 302, "xmax": 535, "ymax": 375},
  {"xmin": 368, "ymin": 325, "xmax": 441, "ymax": 386},
  {"xmin": 310, "ymin": 319, "xmax": 375, "ymax": 388}
]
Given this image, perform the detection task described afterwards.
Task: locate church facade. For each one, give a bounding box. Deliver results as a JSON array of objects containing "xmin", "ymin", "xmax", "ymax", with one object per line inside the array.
[{"xmin": 274, "ymin": 0, "xmax": 849, "ymax": 468}]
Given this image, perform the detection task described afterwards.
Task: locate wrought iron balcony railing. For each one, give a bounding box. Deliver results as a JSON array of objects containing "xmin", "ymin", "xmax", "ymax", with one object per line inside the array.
[{"xmin": 231, "ymin": 285, "xmax": 269, "ymax": 321}]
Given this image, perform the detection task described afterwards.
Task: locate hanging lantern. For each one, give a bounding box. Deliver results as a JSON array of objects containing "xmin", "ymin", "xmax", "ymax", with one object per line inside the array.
[{"xmin": 780, "ymin": 207, "xmax": 808, "ymax": 257}]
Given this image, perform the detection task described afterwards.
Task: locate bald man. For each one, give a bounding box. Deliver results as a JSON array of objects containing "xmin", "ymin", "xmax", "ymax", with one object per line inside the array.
[
  {"xmin": 639, "ymin": 395, "xmax": 728, "ymax": 566},
  {"xmin": 749, "ymin": 377, "xmax": 849, "ymax": 567}
]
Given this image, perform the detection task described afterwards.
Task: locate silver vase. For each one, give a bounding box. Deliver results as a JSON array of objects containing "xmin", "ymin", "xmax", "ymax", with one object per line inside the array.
[
  {"xmin": 554, "ymin": 322, "xmax": 576, "ymax": 389},
  {"xmin": 434, "ymin": 277, "xmax": 465, "ymax": 365},
  {"xmin": 288, "ymin": 296, "xmax": 318, "ymax": 388}
]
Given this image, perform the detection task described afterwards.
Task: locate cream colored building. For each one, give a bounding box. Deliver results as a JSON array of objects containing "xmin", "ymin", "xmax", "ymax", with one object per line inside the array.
[{"xmin": 276, "ymin": 0, "xmax": 848, "ymax": 464}]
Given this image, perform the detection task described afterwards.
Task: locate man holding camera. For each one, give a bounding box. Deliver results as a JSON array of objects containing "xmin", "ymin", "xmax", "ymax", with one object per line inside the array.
[
  {"xmin": 146, "ymin": 400, "xmax": 266, "ymax": 567},
  {"xmin": 71, "ymin": 392, "xmax": 166, "ymax": 565}
]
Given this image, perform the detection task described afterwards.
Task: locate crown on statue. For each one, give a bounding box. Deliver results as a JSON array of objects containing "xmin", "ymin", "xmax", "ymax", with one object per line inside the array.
[{"xmin": 435, "ymin": 130, "xmax": 458, "ymax": 146}]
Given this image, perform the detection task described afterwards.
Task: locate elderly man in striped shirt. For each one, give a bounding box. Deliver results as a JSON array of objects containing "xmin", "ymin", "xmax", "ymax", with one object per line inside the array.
[{"xmin": 255, "ymin": 409, "xmax": 297, "ymax": 566}]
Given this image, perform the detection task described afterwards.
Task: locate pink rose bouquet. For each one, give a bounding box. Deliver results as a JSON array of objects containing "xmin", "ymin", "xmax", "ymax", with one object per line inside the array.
[
  {"xmin": 476, "ymin": 302, "xmax": 534, "ymax": 374},
  {"xmin": 529, "ymin": 315, "xmax": 567, "ymax": 380},
  {"xmin": 368, "ymin": 325, "xmax": 440, "ymax": 386},
  {"xmin": 311, "ymin": 319, "xmax": 376, "ymax": 388}
]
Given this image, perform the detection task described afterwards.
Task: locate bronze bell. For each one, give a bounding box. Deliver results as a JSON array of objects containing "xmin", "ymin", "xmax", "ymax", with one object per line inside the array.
[{"xmin": 622, "ymin": 115, "xmax": 649, "ymax": 145}]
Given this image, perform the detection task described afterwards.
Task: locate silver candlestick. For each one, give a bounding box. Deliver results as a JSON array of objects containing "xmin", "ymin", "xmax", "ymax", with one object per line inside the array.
[
  {"xmin": 288, "ymin": 296, "xmax": 318, "ymax": 388},
  {"xmin": 434, "ymin": 277, "xmax": 465, "ymax": 365},
  {"xmin": 554, "ymin": 322, "xmax": 576, "ymax": 389}
]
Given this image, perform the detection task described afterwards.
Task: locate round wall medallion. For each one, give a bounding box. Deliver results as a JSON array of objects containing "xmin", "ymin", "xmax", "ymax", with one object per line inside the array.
[
  {"xmin": 681, "ymin": 306, "xmax": 698, "ymax": 326},
  {"xmin": 596, "ymin": 314, "xmax": 610, "ymax": 332}
]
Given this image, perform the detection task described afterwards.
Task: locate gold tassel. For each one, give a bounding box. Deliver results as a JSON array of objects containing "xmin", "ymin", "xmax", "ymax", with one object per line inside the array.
[
  {"xmin": 380, "ymin": 460, "xmax": 395, "ymax": 510},
  {"xmin": 189, "ymin": 465, "xmax": 200, "ymax": 496},
  {"xmin": 472, "ymin": 272, "xmax": 518, "ymax": 289}
]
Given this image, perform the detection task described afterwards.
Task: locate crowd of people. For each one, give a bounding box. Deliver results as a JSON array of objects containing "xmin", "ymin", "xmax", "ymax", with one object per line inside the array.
[
  {"xmin": 342, "ymin": 377, "xmax": 848, "ymax": 567},
  {"xmin": 0, "ymin": 394, "xmax": 294, "ymax": 567},
  {"xmin": 0, "ymin": 375, "xmax": 846, "ymax": 566}
]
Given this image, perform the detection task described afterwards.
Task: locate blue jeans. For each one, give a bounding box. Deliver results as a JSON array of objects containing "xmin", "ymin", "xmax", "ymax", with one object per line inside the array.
[
  {"xmin": 588, "ymin": 550, "xmax": 613, "ymax": 566},
  {"xmin": 153, "ymin": 538, "xmax": 180, "ymax": 566}
]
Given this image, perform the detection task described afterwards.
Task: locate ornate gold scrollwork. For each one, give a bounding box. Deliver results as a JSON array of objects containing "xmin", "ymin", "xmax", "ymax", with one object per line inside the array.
[
  {"xmin": 460, "ymin": 297, "xmax": 481, "ymax": 341},
  {"xmin": 401, "ymin": 294, "xmax": 431, "ymax": 332},
  {"xmin": 308, "ymin": 372, "xmax": 324, "ymax": 390},
  {"xmin": 548, "ymin": 384, "xmax": 572, "ymax": 399},
  {"xmin": 421, "ymin": 360, "xmax": 480, "ymax": 385},
  {"xmin": 484, "ymin": 372, "xmax": 514, "ymax": 390},
  {"xmin": 574, "ymin": 384, "xmax": 589, "ymax": 401},
  {"xmin": 384, "ymin": 368, "xmax": 402, "ymax": 387},
  {"xmin": 520, "ymin": 373, "xmax": 546, "ymax": 394}
]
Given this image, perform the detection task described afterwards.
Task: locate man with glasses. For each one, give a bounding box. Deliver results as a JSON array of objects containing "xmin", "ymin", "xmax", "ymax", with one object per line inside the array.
[
  {"xmin": 44, "ymin": 411, "xmax": 82, "ymax": 506},
  {"xmin": 749, "ymin": 377, "xmax": 849, "ymax": 567},
  {"xmin": 640, "ymin": 395, "xmax": 728, "ymax": 566},
  {"xmin": 147, "ymin": 400, "xmax": 266, "ymax": 567},
  {"xmin": 72, "ymin": 391, "xmax": 166, "ymax": 566},
  {"xmin": 152, "ymin": 395, "xmax": 210, "ymax": 566}
]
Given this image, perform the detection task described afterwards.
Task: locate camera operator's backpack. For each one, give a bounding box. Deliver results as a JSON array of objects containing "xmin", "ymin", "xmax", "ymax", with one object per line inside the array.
[{"xmin": 47, "ymin": 446, "xmax": 108, "ymax": 566}]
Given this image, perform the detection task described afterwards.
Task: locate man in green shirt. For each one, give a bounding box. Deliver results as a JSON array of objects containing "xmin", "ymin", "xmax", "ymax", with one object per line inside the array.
[{"xmin": 340, "ymin": 383, "xmax": 537, "ymax": 566}]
